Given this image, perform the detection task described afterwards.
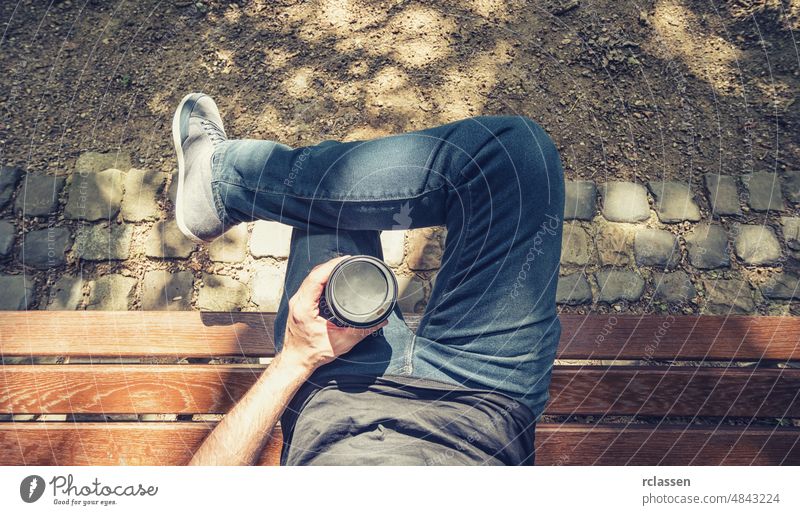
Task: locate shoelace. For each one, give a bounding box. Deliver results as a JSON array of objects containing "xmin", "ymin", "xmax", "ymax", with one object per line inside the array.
[{"xmin": 200, "ymin": 119, "xmax": 227, "ymax": 144}]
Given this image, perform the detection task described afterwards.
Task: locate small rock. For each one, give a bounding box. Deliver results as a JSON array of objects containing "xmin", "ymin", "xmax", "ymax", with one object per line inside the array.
[
  {"xmin": 141, "ymin": 270, "xmax": 194, "ymax": 310},
  {"xmin": 0, "ymin": 220, "xmax": 15, "ymax": 257},
  {"xmin": 197, "ymin": 273, "xmax": 249, "ymax": 311},
  {"xmin": 75, "ymin": 151, "xmax": 131, "ymax": 174},
  {"xmin": 733, "ymin": 225, "xmax": 782, "ymax": 265},
  {"xmin": 556, "ymin": 273, "xmax": 592, "ymax": 305},
  {"xmin": 15, "ymin": 174, "xmax": 66, "ymax": 217},
  {"xmin": 595, "ymin": 223, "xmax": 633, "ymax": 266},
  {"xmin": 64, "ymin": 168, "xmax": 125, "ymax": 221},
  {"xmin": 208, "ymin": 224, "xmax": 248, "ymax": 262},
  {"xmin": 121, "ymin": 168, "xmax": 168, "ymax": 221},
  {"xmin": 781, "ymin": 217, "xmax": 800, "ymax": 251},
  {"xmin": 594, "ymin": 269, "xmax": 645, "ymax": 303},
  {"xmin": 74, "ymin": 223, "xmax": 134, "ymax": 261},
  {"xmin": 652, "ymin": 271, "xmax": 696, "ymax": 303},
  {"xmin": 0, "ymin": 274, "xmax": 34, "ymax": 309},
  {"xmin": 685, "ymin": 223, "xmax": 730, "ymax": 269},
  {"xmin": 380, "ymin": 230, "xmax": 405, "ymax": 267},
  {"xmin": 0, "ymin": 166, "xmax": 23, "ymax": 210},
  {"xmin": 168, "ymin": 169, "xmax": 178, "ymax": 205},
  {"xmin": 20, "ymin": 227, "xmax": 71, "ymax": 269},
  {"xmin": 703, "ymin": 279, "xmax": 755, "ymax": 314},
  {"xmin": 634, "ymin": 228, "xmax": 679, "ymax": 268},
  {"xmin": 146, "ymin": 220, "xmax": 196, "ymax": 258},
  {"xmin": 397, "ymin": 275, "xmax": 426, "ymax": 313},
  {"xmin": 251, "ymin": 266, "xmax": 286, "ymax": 311},
  {"xmin": 560, "ymin": 223, "xmax": 593, "ymax": 266},
  {"xmin": 760, "ymin": 272, "xmax": 800, "ymax": 300},
  {"xmin": 563, "ymin": 180, "xmax": 596, "ymax": 220},
  {"xmin": 600, "ymin": 182, "xmax": 650, "ymax": 222},
  {"xmin": 744, "ymin": 172, "xmax": 784, "ymax": 212},
  {"xmin": 86, "ymin": 274, "xmax": 136, "ymax": 310},
  {"xmin": 250, "ymin": 220, "xmax": 292, "ymax": 258},
  {"xmin": 407, "ymin": 227, "xmax": 443, "ymax": 270},
  {"xmin": 647, "ymin": 181, "xmax": 701, "ymax": 223},
  {"xmin": 703, "ymin": 174, "xmax": 742, "ymax": 216},
  {"xmin": 46, "ymin": 275, "xmax": 85, "ymax": 310}
]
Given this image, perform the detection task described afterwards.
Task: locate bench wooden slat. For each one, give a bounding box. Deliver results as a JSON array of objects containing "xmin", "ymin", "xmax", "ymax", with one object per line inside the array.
[
  {"xmin": 535, "ymin": 424, "xmax": 800, "ymax": 466},
  {"xmin": 0, "ymin": 423, "xmax": 796, "ymax": 465},
  {"xmin": 3, "ymin": 365, "xmax": 799, "ymax": 418},
  {"xmin": 557, "ymin": 314, "xmax": 800, "ymax": 360},
  {"xmin": 0, "ymin": 312, "xmax": 279, "ymax": 357},
  {"xmin": 1, "ymin": 312, "xmax": 798, "ymax": 360},
  {"xmin": 548, "ymin": 366, "xmax": 800, "ymax": 417}
]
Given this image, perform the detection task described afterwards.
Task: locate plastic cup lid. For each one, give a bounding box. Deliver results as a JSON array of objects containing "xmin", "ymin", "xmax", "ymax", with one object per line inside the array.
[{"xmin": 328, "ymin": 256, "xmax": 397, "ymax": 326}]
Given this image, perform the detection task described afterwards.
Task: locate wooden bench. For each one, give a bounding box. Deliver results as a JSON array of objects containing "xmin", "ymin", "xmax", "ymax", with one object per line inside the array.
[{"xmin": 1, "ymin": 312, "xmax": 798, "ymax": 465}]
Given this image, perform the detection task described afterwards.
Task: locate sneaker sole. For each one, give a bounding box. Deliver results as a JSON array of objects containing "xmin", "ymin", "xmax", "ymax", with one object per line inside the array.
[{"xmin": 172, "ymin": 92, "xmax": 208, "ymax": 244}]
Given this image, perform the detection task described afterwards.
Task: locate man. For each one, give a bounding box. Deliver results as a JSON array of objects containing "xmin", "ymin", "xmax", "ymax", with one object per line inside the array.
[{"xmin": 175, "ymin": 93, "xmax": 564, "ymax": 466}]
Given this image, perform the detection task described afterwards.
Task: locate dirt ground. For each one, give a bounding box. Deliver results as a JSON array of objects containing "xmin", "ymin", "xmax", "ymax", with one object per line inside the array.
[{"xmin": 1, "ymin": 0, "xmax": 798, "ymax": 180}]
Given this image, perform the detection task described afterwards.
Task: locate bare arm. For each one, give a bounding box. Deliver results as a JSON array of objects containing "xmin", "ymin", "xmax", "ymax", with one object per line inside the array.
[{"xmin": 188, "ymin": 255, "xmax": 387, "ymax": 466}]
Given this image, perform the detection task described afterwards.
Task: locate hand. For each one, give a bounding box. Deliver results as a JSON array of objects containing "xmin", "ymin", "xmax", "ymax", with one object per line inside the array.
[{"xmin": 281, "ymin": 255, "xmax": 389, "ymax": 372}]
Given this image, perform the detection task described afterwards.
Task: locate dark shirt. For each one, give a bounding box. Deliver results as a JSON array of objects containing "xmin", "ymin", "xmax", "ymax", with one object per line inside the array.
[{"xmin": 279, "ymin": 374, "xmax": 537, "ymax": 465}]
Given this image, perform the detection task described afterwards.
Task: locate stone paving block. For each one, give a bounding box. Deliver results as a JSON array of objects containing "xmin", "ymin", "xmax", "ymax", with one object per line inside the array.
[
  {"xmin": 782, "ymin": 170, "xmax": 800, "ymax": 205},
  {"xmin": 250, "ymin": 220, "xmax": 292, "ymax": 258},
  {"xmin": 0, "ymin": 274, "xmax": 34, "ymax": 309},
  {"xmin": 146, "ymin": 220, "xmax": 196, "ymax": 258},
  {"xmin": 20, "ymin": 227, "xmax": 71, "ymax": 269},
  {"xmin": 703, "ymin": 174, "xmax": 742, "ymax": 216},
  {"xmin": 733, "ymin": 225, "xmax": 782, "ymax": 265},
  {"xmin": 397, "ymin": 275, "xmax": 426, "ymax": 313},
  {"xmin": 380, "ymin": 230, "xmax": 405, "ymax": 267},
  {"xmin": 594, "ymin": 269, "xmax": 645, "ymax": 303},
  {"xmin": 75, "ymin": 151, "xmax": 131, "ymax": 174},
  {"xmin": 685, "ymin": 223, "xmax": 730, "ymax": 269},
  {"xmin": 744, "ymin": 172, "xmax": 784, "ymax": 212},
  {"xmin": 646, "ymin": 181, "xmax": 701, "ymax": 223},
  {"xmin": 702, "ymin": 278, "xmax": 755, "ymax": 314},
  {"xmin": 86, "ymin": 274, "xmax": 136, "ymax": 310},
  {"xmin": 634, "ymin": 228, "xmax": 679, "ymax": 268},
  {"xmin": 781, "ymin": 217, "xmax": 800, "ymax": 251},
  {"xmin": 652, "ymin": 271, "xmax": 696, "ymax": 303},
  {"xmin": 208, "ymin": 224, "xmax": 248, "ymax": 263},
  {"xmin": 0, "ymin": 166, "xmax": 23, "ymax": 210},
  {"xmin": 141, "ymin": 270, "xmax": 193, "ymax": 310},
  {"xmin": 46, "ymin": 275, "xmax": 85, "ymax": 310},
  {"xmin": 0, "ymin": 220, "xmax": 15, "ymax": 257},
  {"xmin": 251, "ymin": 266, "xmax": 286, "ymax": 311},
  {"xmin": 759, "ymin": 271, "xmax": 800, "ymax": 300},
  {"xmin": 121, "ymin": 168, "xmax": 168, "ymax": 221},
  {"xmin": 595, "ymin": 223, "xmax": 633, "ymax": 266},
  {"xmin": 600, "ymin": 182, "xmax": 650, "ymax": 222},
  {"xmin": 560, "ymin": 223, "xmax": 592, "ymax": 266},
  {"xmin": 64, "ymin": 168, "xmax": 124, "ymax": 221},
  {"xmin": 74, "ymin": 223, "xmax": 133, "ymax": 261},
  {"xmin": 14, "ymin": 173, "xmax": 65, "ymax": 217},
  {"xmin": 556, "ymin": 273, "xmax": 592, "ymax": 305},
  {"xmin": 198, "ymin": 273, "xmax": 249, "ymax": 311},
  {"xmin": 564, "ymin": 180, "xmax": 596, "ymax": 220},
  {"xmin": 407, "ymin": 227, "xmax": 443, "ymax": 270}
]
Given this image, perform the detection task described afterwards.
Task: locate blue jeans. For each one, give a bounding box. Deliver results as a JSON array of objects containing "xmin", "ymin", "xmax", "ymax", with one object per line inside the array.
[{"xmin": 210, "ymin": 115, "xmax": 564, "ymax": 420}]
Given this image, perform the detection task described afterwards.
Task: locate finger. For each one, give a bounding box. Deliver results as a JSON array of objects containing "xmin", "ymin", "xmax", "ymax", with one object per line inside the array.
[
  {"xmin": 295, "ymin": 255, "xmax": 352, "ymax": 309},
  {"xmin": 328, "ymin": 319, "xmax": 389, "ymax": 340}
]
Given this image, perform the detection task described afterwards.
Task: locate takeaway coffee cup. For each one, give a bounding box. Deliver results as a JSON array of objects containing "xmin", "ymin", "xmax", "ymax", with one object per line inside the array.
[{"xmin": 319, "ymin": 255, "xmax": 398, "ymax": 328}]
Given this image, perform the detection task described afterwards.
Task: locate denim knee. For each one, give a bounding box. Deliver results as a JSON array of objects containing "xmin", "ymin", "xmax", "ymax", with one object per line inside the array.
[{"xmin": 472, "ymin": 115, "xmax": 563, "ymax": 195}]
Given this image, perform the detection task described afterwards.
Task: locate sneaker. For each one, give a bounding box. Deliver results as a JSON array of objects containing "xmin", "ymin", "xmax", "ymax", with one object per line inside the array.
[{"xmin": 171, "ymin": 92, "xmax": 228, "ymax": 243}]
